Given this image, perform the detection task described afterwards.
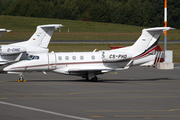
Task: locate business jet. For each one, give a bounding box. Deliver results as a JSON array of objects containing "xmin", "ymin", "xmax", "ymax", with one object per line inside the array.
[
  {"xmin": 3, "ymin": 27, "xmax": 173, "ymax": 82},
  {"xmin": 0, "ymin": 24, "xmax": 63, "ymax": 65}
]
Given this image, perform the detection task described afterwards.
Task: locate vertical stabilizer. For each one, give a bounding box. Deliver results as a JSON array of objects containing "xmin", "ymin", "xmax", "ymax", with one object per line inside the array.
[
  {"xmin": 27, "ymin": 24, "xmax": 64, "ymax": 48},
  {"xmin": 131, "ymin": 27, "xmax": 173, "ymax": 58}
]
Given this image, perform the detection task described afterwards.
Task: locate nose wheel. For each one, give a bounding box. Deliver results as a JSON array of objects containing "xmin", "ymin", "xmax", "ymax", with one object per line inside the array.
[{"xmin": 18, "ymin": 74, "xmax": 26, "ymax": 82}]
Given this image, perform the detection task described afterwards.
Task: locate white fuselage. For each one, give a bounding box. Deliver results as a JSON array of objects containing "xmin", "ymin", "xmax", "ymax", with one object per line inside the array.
[{"xmin": 4, "ymin": 50, "xmax": 134, "ymax": 75}]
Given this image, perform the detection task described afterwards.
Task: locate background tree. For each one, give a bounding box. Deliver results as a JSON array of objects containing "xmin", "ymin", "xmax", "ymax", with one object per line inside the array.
[{"xmin": 0, "ymin": 0, "xmax": 179, "ymax": 29}]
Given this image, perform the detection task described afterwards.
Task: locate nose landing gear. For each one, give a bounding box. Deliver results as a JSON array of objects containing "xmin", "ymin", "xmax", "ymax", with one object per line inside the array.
[{"xmin": 18, "ymin": 74, "xmax": 26, "ymax": 82}]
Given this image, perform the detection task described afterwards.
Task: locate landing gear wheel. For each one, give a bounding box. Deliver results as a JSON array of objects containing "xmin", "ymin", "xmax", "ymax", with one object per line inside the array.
[{"xmin": 91, "ymin": 76, "xmax": 98, "ymax": 82}]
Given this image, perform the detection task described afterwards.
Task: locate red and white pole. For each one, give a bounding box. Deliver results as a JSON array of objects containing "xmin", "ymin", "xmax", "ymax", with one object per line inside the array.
[
  {"xmin": 164, "ymin": 0, "xmax": 168, "ymax": 63},
  {"xmin": 164, "ymin": 0, "xmax": 167, "ymax": 52}
]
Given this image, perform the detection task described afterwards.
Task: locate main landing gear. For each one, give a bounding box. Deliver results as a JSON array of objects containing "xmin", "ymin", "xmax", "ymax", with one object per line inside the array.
[
  {"xmin": 86, "ymin": 76, "xmax": 98, "ymax": 82},
  {"xmin": 17, "ymin": 74, "xmax": 26, "ymax": 82},
  {"xmin": 85, "ymin": 72, "xmax": 98, "ymax": 82}
]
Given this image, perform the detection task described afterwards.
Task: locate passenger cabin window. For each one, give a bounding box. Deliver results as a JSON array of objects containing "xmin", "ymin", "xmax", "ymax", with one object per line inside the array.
[
  {"xmin": 65, "ymin": 56, "xmax": 69, "ymax": 60},
  {"xmin": 72, "ymin": 56, "xmax": 76, "ymax": 60},
  {"xmin": 58, "ymin": 56, "xmax": 62, "ymax": 60},
  {"xmin": 80, "ymin": 56, "xmax": 84, "ymax": 60},
  {"xmin": 91, "ymin": 55, "xmax": 95, "ymax": 60}
]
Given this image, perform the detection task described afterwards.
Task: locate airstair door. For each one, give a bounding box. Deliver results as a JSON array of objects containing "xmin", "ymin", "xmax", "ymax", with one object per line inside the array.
[{"xmin": 48, "ymin": 53, "xmax": 56, "ymax": 70}]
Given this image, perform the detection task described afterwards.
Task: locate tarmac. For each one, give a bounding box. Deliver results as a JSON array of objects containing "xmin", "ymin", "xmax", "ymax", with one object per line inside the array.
[{"xmin": 0, "ymin": 63, "xmax": 180, "ymax": 120}]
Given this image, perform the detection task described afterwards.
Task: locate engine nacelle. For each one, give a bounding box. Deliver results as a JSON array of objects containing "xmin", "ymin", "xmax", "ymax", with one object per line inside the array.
[
  {"xmin": 0, "ymin": 45, "xmax": 26, "ymax": 55},
  {"xmin": 102, "ymin": 51, "xmax": 132, "ymax": 62}
]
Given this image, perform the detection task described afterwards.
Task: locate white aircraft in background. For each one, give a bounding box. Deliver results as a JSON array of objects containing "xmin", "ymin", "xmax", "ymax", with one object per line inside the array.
[
  {"xmin": 3, "ymin": 27, "xmax": 173, "ymax": 82},
  {"xmin": 0, "ymin": 29, "xmax": 11, "ymax": 36},
  {"xmin": 0, "ymin": 24, "xmax": 63, "ymax": 65}
]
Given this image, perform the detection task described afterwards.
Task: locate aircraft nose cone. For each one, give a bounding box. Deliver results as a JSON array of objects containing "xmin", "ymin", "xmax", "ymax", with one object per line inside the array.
[{"xmin": 3, "ymin": 65, "xmax": 13, "ymax": 71}]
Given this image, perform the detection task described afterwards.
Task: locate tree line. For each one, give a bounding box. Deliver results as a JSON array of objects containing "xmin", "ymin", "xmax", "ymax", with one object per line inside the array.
[{"xmin": 0, "ymin": 0, "xmax": 180, "ymax": 29}]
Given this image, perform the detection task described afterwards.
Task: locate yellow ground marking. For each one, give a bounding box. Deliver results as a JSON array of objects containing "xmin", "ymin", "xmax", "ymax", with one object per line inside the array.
[
  {"xmin": 91, "ymin": 116, "xmax": 104, "ymax": 118},
  {"xmin": 87, "ymin": 108, "xmax": 180, "ymax": 112},
  {"xmin": 18, "ymin": 96, "xmax": 180, "ymax": 99},
  {"xmin": 114, "ymin": 115, "xmax": 180, "ymax": 118},
  {"xmin": 1, "ymin": 90, "xmax": 177, "ymax": 96},
  {"xmin": 69, "ymin": 90, "xmax": 180, "ymax": 95},
  {"xmin": 0, "ymin": 98, "xmax": 8, "ymax": 99},
  {"xmin": 0, "ymin": 80, "xmax": 180, "ymax": 85},
  {"xmin": 0, "ymin": 93, "xmax": 69, "ymax": 96},
  {"xmin": 1, "ymin": 90, "xmax": 180, "ymax": 98},
  {"xmin": 169, "ymin": 109, "xmax": 180, "ymax": 111}
]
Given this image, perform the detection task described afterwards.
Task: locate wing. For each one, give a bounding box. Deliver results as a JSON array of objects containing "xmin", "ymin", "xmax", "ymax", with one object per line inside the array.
[{"xmin": 53, "ymin": 66, "xmax": 126, "ymax": 76}]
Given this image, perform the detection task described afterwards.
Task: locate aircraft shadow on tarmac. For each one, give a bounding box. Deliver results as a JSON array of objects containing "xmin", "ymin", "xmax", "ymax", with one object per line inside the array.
[{"xmin": 12, "ymin": 77, "xmax": 171, "ymax": 83}]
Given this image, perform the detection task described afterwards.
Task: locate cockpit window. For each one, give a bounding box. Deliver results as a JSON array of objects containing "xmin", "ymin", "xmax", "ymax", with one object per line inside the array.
[
  {"xmin": 27, "ymin": 55, "xmax": 39, "ymax": 60},
  {"xmin": 33, "ymin": 56, "xmax": 39, "ymax": 60}
]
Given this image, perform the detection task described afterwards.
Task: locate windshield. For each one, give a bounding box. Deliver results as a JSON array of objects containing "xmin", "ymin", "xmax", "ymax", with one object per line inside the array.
[{"xmin": 27, "ymin": 55, "xmax": 39, "ymax": 60}]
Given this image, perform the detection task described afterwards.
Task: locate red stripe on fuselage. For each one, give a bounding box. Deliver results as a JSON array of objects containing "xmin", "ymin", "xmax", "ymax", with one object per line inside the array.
[
  {"xmin": 132, "ymin": 46, "xmax": 156, "ymax": 60},
  {"xmin": 11, "ymin": 61, "xmax": 103, "ymax": 70}
]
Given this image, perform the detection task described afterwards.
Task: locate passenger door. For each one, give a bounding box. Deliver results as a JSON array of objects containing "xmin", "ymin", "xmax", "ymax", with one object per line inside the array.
[{"xmin": 48, "ymin": 53, "xmax": 56, "ymax": 70}]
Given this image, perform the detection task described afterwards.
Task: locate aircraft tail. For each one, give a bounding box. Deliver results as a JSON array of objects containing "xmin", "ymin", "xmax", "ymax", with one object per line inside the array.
[
  {"xmin": 0, "ymin": 29, "xmax": 11, "ymax": 36},
  {"xmin": 26, "ymin": 24, "xmax": 64, "ymax": 48},
  {"xmin": 131, "ymin": 27, "xmax": 173, "ymax": 60}
]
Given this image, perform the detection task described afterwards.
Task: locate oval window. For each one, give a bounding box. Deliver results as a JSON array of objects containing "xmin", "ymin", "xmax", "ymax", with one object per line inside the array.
[
  {"xmin": 58, "ymin": 56, "xmax": 62, "ymax": 60},
  {"xmin": 72, "ymin": 56, "xmax": 76, "ymax": 60},
  {"xmin": 91, "ymin": 55, "xmax": 95, "ymax": 60},
  {"xmin": 65, "ymin": 56, "xmax": 69, "ymax": 60},
  {"xmin": 80, "ymin": 56, "xmax": 84, "ymax": 60}
]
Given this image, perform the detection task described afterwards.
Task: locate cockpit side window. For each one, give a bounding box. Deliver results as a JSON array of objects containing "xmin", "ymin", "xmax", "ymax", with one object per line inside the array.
[
  {"xmin": 27, "ymin": 55, "xmax": 39, "ymax": 60},
  {"xmin": 33, "ymin": 56, "xmax": 39, "ymax": 59}
]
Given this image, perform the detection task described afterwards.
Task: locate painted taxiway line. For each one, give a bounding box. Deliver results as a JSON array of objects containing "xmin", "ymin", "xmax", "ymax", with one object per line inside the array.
[
  {"xmin": 0, "ymin": 101, "xmax": 92, "ymax": 120},
  {"xmin": 114, "ymin": 115, "xmax": 180, "ymax": 118},
  {"xmin": 0, "ymin": 90, "xmax": 179, "ymax": 96},
  {"xmin": 17, "ymin": 96, "xmax": 180, "ymax": 99},
  {"xmin": 86, "ymin": 109, "xmax": 180, "ymax": 112}
]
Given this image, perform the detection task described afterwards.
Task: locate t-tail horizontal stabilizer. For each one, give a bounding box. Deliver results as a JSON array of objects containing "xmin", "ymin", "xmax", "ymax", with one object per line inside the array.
[{"xmin": 0, "ymin": 29, "xmax": 11, "ymax": 36}]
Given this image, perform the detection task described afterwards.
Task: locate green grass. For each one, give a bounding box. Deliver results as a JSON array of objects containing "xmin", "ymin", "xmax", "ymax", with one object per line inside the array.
[
  {"xmin": 0, "ymin": 15, "xmax": 180, "ymax": 40},
  {"xmin": 0, "ymin": 15, "xmax": 179, "ymax": 61}
]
